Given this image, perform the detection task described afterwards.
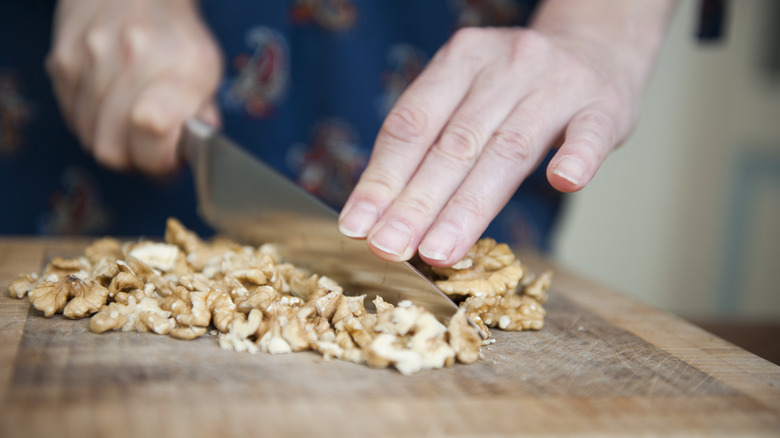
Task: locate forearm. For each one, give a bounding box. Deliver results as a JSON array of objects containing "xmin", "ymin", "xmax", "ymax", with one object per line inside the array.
[{"xmin": 530, "ymin": 0, "xmax": 679, "ymax": 94}]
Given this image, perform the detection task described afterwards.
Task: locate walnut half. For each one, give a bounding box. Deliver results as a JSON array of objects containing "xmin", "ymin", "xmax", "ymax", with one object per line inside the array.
[{"xmin": 27, "ymin": 275, "xmax": 109, "ymax": 319}]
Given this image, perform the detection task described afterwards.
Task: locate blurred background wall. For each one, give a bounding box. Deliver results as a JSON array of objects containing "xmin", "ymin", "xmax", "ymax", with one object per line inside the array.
[{"xmin": 555, "ymin": 0, "xmax": 780, "ymax": 322}]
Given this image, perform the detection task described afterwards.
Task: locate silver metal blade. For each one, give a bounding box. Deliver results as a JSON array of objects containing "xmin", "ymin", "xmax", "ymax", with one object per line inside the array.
[{"xmin": 180, "ymin": 119, "xmax": 458, "ymax": 322}]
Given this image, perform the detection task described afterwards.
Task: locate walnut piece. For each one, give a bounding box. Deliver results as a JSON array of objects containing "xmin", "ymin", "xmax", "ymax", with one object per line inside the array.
[
  {"xmin": 8, "ymin": 273, "xmax": 38, "ymax": 299},
  {"xmin": 8, "ymin": 217, "xmax": 550, "ymax": 376},
  {"xmin": 42, "ymin": 256, "xmax": 90, "ymax": 283},
  {"xmin": 28, "ymin": 275, "xmax": 108, "ymax": 318},
  {"xmin": 84, "ymin": 237, "xmax": 123, "ymax": 264},
  {"xmin": 127, "ymin": 242, "xmax": 181, "ymax": 272},
  {"xmin": 432, "ymin": 239, "xmax": 524, "ymax": 298},
  {"xmin": 90, "ymin": 295, "xmax": 176, "ymax": 335},
  {"xmin": 447, "ymin": 309, "xmax": 483, "ymax": 364}
]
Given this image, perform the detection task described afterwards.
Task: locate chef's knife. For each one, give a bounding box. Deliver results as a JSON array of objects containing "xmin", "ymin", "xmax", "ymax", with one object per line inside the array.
[{"xmin": 179, "ymin": 119, "xmax": 458, "ymax": 322}]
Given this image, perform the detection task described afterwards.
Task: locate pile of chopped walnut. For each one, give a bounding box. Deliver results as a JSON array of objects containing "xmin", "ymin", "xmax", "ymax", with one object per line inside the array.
[
  {"xmin": 8, "ymin": 218, "xmax": 550, "ymax": 375},
  {"xmin": 426, "ymin": 238, "xmax": 552, "ymax": 336}
]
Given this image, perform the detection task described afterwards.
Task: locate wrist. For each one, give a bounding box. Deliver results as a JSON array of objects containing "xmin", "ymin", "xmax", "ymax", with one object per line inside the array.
[{"xmin": 530, "ymin": 0, "xmax": 678, "ymax": 100}]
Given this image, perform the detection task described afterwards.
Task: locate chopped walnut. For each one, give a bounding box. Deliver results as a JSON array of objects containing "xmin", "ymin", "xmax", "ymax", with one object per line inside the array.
[
  {"xmin": 63, "ymin": 281, "xmax": 110, "ymax": 319},
  {"xmin": 175, "ymin": 290, "xmax": 211, "ymax": 327},
  {"xmin": 313, "ymin": 289, "xmax": 343, "ymax": 320},
  {"xmin": 363, "ymin": 299, "xmax": 456, "ymax": 375},
  {"xmin": 343, "ymin": 317, "xmax": 373, "ymax": 350},
  {"xmin": 429, "ymin": 238, "xmax": 552, "ymax": 334},
  {"xmin": 523, "ymin": 270, "xmax": 552, "ymax": 304},
  {"xmin": 89, "ymin": 301, "xmax": 128, "ymax": 334},
  {"xmin": 28, "ymin": 275, "xmax": 108, "ymax": 318},
  {"xmin": 120, "ymin": 256, "xmax": 159, "ymax": 284},
  {"xmin": 165, "ymin": 217, "xmax": 243, "ymax": 272},
  {"xmin": 235, "ymin": 285, "xmax": 278, "ymax": 314},
  {"xmin": 366, "ymin": 334, "xmax": 420, "ymax": 375},
  {"xmin": 127, "ymin": 242, "xmax": 181, "ymax": 272},
  {"xmin": 219, "ymin": 309, "xmax": 264, "ymax": 354},
  {"xmin": 282, "ymin": 312, "xmax": 315, "ymax": 352},
  {"xmin": 9, "ymin": 218, "xmax": 549, "ymax": 376},
  {"xmin": 90, "ymin": 295, "xmax": 176, "ymax": 335},
  {"xmin": 447, "ymin": 309, "xmax": 483, "ymax": 364},
  {"xmin": 332, "ymin": 294, "xmax": 366, "ymax": 331},
  {"xmin": 91, "ymin": 258, "xmax": 119, "ymax": 287},
  {"xmin": 432, "ymin": 239, "xmax": 524, "ymax": 298},
  {"xmin": 207, "ymin": 289, "xmax": 238, "ymax": 332},
  {"xmin": 84, "ymin": 237, "xmax": 123, "ymax": 264},
  {"xmin": 462, "ymin": 292, "xmax": 545, "ymax": 331},
  {"xmin": 42, "ymin": 256, "xmax": 91, "ymax": 283},
  {"xmin": 258, "ymin": 318, "xmax": 292, "ymax": 354},
  {"xmin": 8, "ymin": 273, "xmax": 38, "ymax": 299},
  {"xmin": 108, "ymin": 271, "xmax": 143, "ymax": 297},
  {"xmin": 170, "ymin": 326, "xmax": 208, "ymax": 340},
  {"xmin": 164, "ymin": 217, "xmax": 203, "ymax": 254},
  {"xmin": 334, "ymin": 330, "xmax": 363, "ymax": 364},
  {"xmin": 409, "ymin": 311, "xmax": 456, "ymax": 370}
]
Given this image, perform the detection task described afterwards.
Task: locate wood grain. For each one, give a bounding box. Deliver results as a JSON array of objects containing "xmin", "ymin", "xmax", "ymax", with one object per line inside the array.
[{"xmin": 1, "ymin": 238, "xmax": 779, "ymax": 437}]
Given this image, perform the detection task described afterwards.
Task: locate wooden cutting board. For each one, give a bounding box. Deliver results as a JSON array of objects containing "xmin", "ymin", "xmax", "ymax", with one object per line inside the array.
[{"xmin": 1, "ymin": 238, "xmax": 778, "ymax": 437}]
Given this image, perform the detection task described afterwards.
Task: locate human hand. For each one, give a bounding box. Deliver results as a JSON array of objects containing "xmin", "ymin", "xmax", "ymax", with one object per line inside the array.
[
  {"xmin": 339, "ymin": 0, "xmax": 675, "ymax": 267},
  {"xmin": 47, "ymin": 0, "xmax": 222, "ymax": 174}
]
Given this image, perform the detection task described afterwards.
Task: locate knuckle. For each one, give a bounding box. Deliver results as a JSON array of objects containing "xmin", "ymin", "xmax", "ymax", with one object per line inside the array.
[
  {"xmin": 434, "ymin": 121, "xmax": 481, "ymax": 166},
  {"xmin": 440, "ymin": 27, "xmax": 485, "ymax": 59},
  {"xmin": 130, "ymin": 99, "xmax": 170, "ymax": 136},
  {"xmin": 120, "ymin": 24, "xmax": 150, "ymax": 62},
  {"xmin": 491, "ymin": 128, "xmax": 534, "ymax": 163},
  {"xmin": 449, "ymin": 190, "xmax": 488, "ymax": 222},
  {"xmin": 360, "ymin": 165, "xmax": 405, "ymax": 198},
  {"xmin": 394, "ymin": 193, "xmax": 438, "ymax": 221},
  {"xmin": 577, "ymin": 110, "xmax": 616, "ymax": 155},
  {"xmin": 84, "ymin": 28, "xmax": 110, "ymax": 61},
  {"xmin": 507, "ymin": 28, "xmax": 550, "ymax": 67},
  {"xmin": 380, "ymin": 105, "xmax": 429, "ymax": 144}
]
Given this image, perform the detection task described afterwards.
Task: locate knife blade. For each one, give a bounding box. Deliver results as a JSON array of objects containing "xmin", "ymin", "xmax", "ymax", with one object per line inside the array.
[{"xmin": 179, "ymin": 119, "xmax": 458, "ymax": 322}]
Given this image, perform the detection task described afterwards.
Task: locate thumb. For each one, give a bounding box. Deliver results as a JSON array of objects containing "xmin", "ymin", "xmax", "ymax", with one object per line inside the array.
[{"xmin": 547, "ymin": 108, "xmax": 619, "ymax": 192}]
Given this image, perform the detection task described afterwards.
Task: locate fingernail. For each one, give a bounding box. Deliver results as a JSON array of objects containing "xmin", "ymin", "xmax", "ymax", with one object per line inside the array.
[
  {"xmin": 339, "ymin": 202, "xmax": 378, "ymax": 238},
  {"xmin": 369, "ymin": 220, "xmax": 411, "ymax": 258},
  {"xmin": 419, "ymin": 224, "xmax": 459, "ymax": 261},
  {"xmin": 552, "ymin": 156, "xmax": 585, "ymax": 185}
]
